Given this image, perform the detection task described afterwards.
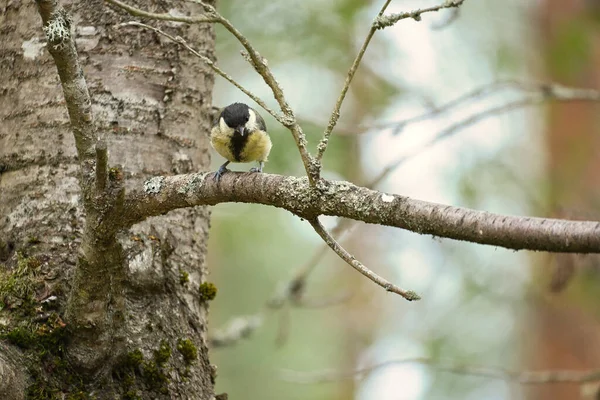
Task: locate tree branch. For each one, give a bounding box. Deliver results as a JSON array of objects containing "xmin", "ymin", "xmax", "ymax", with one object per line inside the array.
[
  {"xmin": 308, "ymin": 218, "xmax": 420, "ymax": 301},
  {"xmin": 36, "ymin": 0, "xmax": 96, "ymax": 160},
  {"xmin": 281, "ymin": 358, "xmax": 600, "ymax": 385},
  {"xmin": 105, "ymin": 0, "xmax": 218, "ymax": 23},
  {"xmin": 374, "ymin": 0, "xmax": 467, "ymax": 30},
  {"xmin": 36, "ymin": 1, "xmax": 129, "ymax": 371},
  {"xmin": 120, "ymin": 21, "xmax": 283, "ymax": 123},
  {"xmin": 315, "ymin": 0, "xmax": 393, "ymax": 166},
  {"xmin": 108, "ymin": 0, "xmax": 319, "ymax": 183},
  {"xmin": 123, "ymin": 172, "xmax": 600, "ymax": 253},
  {"xmin": 384, "ymin": 82, "xmax": 600, "ymax": 136}
]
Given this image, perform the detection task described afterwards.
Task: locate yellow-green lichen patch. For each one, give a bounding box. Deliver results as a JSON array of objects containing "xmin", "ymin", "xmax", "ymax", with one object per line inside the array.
[{"xmin": 198, "ymin": 282, "xmax": 217, "ymax": 302}]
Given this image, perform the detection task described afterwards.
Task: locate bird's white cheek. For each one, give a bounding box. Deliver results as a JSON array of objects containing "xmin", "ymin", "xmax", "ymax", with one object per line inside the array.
[
  {"xmin": 219, "ymin": 117, "xmax": 234, "ymax": 135},
  {"xmin": 247, "ymin": 109, "xmax": 259, "ymax": 131}
]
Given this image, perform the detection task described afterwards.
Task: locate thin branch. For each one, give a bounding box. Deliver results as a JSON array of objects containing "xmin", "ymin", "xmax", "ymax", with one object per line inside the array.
[
  {"xmin": 315, "ymin": 0, "xmax": 469, "ymax": 172},
  {"xmin": 383, "ymin": 82, "xmax": 600, "ymax": 135},
  {"xmin": 315, "ymin": 0, "xmax": 393, "ymax": 168},
  {"xmin": 303, "ymin": 81, "xmax": 600, "ymax": 137},
  {"xmin": 308, "ymin": 218, "xmax": 420, "ymax": 301},
  {"xmin": 374, "ymin": 0, "xmax": 467, "ymax": 30},
  {"xmin": 123, "ymin": 172, "xmax": 600, "ymax": 254},
  {"xmin": 120, "ymin": 21, "xmax": 283, "ymax": 123},
  {"xmin": 105, "ymin": 0, "xmax": 218, "ymax": 23},
  {"xmin": 377, "ymin": 80, "xmax": 546, "ymax": 134},
  {"xmin": 36, "ymin": 0, "xmax": 96, "ymax": 160},
  {"xmin": 107, "ymin": 0, "xmax": 318, "ymax": 184},
  {"xmin": 95, "ymin": 140, "xmax": 108, "ymax": 192},
  {"xmin": 368, "ymin": 84, "xmax": 600, "ymax": 187},
  {"xmin": 280, "ymin": 358, "xmax": 600, "ymax": 385}
]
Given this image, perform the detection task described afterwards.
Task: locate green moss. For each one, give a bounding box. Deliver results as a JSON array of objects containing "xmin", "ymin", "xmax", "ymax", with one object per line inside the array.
[
  {"xmin": 154, "ymin": 340, "xmax": 171, "ymax": 366},
  {"xmin": 198, "ymin": 282, "xmax": 217, "ymax": 302},
  {"xmin": 124, "ymin": 349, "xmax": 144, "ymax": 370},
  {"xmin": 179, "ymin": 270, "xmax": 189, "ymax": 285},
  {"xmin": 66, "ymin": 391, "xmax": 90, "ymax": 400},
  {"xmin": 123, "ymin": 390, "xmax": 141, "ymax": 400},
  {"xmin": 142, "ymin": 360, "xmax": 169, "ymax": 393},
  {"xmin": 4, "ymin": 326, "xmax": 36, "ymax": 349},
  {"xmin": 176, "ymin": 338, "xmax": 197, "ymax": 364},
  {"xmin": 0, "ymin": 252, "xmax": 41, "ymax": 308},
  {"xmin": 115, "ymin": 342, "xmax": 172, "ymax": 396},
  {"xmin": 16, "ymin": 313, "xmax": 83, "ymax": 399},
  {"xmin": 109, "ymin": 166, "xmax": 123, "ymax": 181},
  {"xmin": 122, "ymin": 374, "xmax": 140, "ymax": 400},
  {"xmin": 27, "ymin": 236, "xmax": 41, "ymax": 245}
]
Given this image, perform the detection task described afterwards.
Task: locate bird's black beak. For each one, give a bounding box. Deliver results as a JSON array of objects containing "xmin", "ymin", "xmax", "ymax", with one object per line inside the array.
[{"xmin": 236, "ymin": 126, "xmax": 246, "ymax": 136}]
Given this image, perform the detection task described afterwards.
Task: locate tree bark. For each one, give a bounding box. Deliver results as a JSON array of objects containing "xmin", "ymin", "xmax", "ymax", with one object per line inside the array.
[{"xmin": 0, "ymin": 0, "xmax": 216, "ymax": 398}]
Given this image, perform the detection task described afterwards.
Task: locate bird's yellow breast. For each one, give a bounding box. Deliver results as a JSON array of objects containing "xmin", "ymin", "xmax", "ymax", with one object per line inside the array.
[
  {"xmin": 210, "ymin": 126, "xmax": 272, "ymax": 163},
  {"xmin": 210, "ymin": 126, "xmax": 237, "ymax": 162},
  {"xmin": 239, "ymin": 130, "xmax": 272, "ymax": 162}
]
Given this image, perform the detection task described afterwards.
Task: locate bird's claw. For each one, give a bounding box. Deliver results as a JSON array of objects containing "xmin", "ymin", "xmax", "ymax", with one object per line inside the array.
[
  {"xmin": 250, "ymin": 162, "xmax": 264, "ymax": 174},
  {"xmin": 213, "ymin": 166, "xmax": 229, "ymax": 182}
]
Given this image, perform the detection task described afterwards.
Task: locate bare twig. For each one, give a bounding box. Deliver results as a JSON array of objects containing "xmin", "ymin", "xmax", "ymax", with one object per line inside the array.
[
  {"xmin": 119, "ymin": 21, "xmax": 283, "ymax": 123},
  {"xmin": 95, "ymin": 140, "xmax": 108, "ymax": 192},
  {"xmin": 378, "ymin": 80, "xmax": 545, "ymax": 134},
  {"xmin": 374, "ymin": 0, "xmax": 467, "ymax": 30},
  {"xmin": 315, "ymin": 0, "xmax": 470, "ymax": 173},
  {"xmin": 281, "ymin": 358, "xmax": 600, "ymax": 385},
  {"xmin": 105, "ymin": 0, "xmax": 218, "ymax": 23},
  {"xmin": 107, "ymin": 0, "xmax": 318, "ymax": 184},
  {"xmin": 308, "ymin": 218, "xmax": 421, "ymax": 301},
  {"xmin": 383, "ymin": 82, "xmax": 600, "ymax": 135},
  {"xmin": 315, "ymin": 0, "xmax": 393, "ymax": 169},
  {"xmin": 368, "ymin": 85, "xmax": 600, "ymax": 187}
]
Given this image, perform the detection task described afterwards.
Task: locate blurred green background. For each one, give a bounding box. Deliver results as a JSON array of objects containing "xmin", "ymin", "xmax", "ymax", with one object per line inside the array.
[{"xmin": 207, "ymin": 1, "xmax": 600, "ymax": 399}]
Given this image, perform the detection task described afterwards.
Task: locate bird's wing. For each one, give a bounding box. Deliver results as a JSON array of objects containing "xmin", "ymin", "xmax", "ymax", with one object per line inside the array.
[{"xmin": 252, "ymin": 108, "xmax": 267, "ymax": 132}]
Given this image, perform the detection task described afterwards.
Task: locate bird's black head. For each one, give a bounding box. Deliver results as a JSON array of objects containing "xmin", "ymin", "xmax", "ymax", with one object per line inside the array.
[{"xmin": 221, "ymin": 103, "xmax": 250, "ymax": 130}]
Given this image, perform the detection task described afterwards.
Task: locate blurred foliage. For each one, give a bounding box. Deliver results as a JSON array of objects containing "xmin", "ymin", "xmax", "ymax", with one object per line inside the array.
[{"xmin": 548, "ymin": 19, "xmax": 593, "ymax": 81}]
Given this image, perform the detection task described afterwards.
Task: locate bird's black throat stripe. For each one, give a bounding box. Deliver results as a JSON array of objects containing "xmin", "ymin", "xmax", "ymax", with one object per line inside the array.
[{"xmin": 229, "ymin": 132, "xmax": 250, "ymax": 162}]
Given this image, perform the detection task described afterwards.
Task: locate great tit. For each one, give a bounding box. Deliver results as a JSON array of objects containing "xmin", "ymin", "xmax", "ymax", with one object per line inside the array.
[{"xmin": 210, "ymin": 102, "xmax": 272, "ymax": 182}]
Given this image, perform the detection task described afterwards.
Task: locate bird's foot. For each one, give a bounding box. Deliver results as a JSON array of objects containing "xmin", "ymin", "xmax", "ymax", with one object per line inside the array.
[
  {"xmin": 249, "ymin": 162, "xmax": 264, "ymax": 173},
  {"xmin": 213, "ymin": 165, "xmax": 230, "ymax": 182}
]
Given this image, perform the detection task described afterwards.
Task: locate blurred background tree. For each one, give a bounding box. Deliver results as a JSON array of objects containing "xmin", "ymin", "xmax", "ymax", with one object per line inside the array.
[{"xmin": 207, "ymin": 0, "xmax": 600, "ymax": 399}]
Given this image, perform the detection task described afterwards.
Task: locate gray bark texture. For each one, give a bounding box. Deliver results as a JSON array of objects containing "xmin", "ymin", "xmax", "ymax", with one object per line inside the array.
[{"xmin": 0, "ymin": 0, "xmax": 216, "ymax": 398}]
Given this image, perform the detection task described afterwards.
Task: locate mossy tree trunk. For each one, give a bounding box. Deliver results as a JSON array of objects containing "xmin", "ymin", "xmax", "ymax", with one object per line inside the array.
[{"xmin": 0, "ymin": 0, "xmax": 216, "ymax": 398}]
